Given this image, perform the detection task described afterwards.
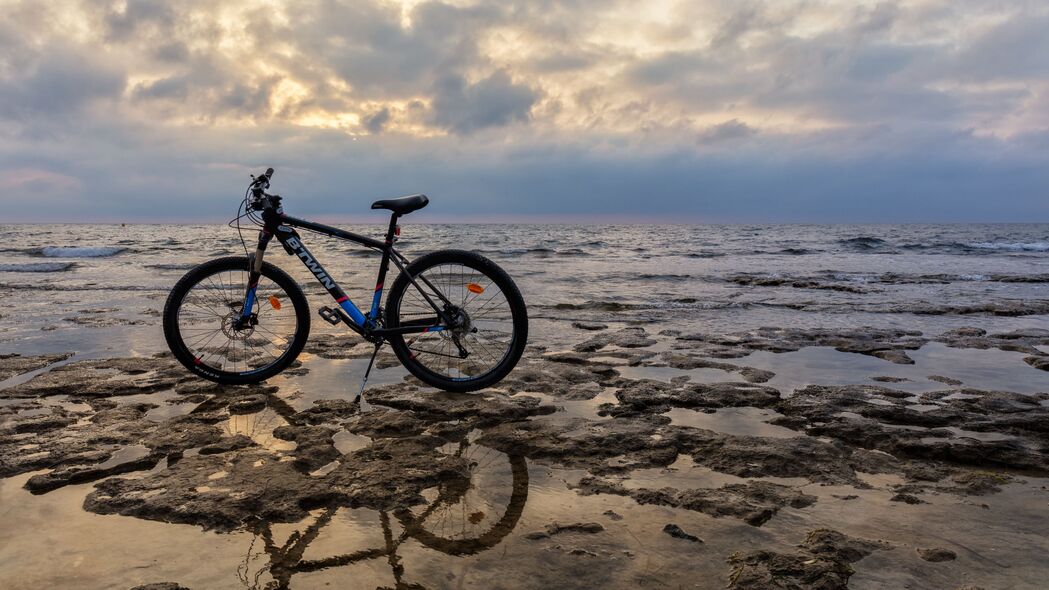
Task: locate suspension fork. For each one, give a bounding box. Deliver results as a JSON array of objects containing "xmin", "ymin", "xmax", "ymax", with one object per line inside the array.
[{"xmin": 236, "ymin": 229, "xmax": 273, "ymax": 328}]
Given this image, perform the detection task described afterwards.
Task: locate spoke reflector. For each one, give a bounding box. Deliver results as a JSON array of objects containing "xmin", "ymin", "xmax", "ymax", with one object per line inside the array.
[
  {"xmin": 466, "ymin": 283, "xmax": 485, "ymax": 294},
  {"xmin": 269, "ymin": 295, "xmax": 282, "ymax": 310}
]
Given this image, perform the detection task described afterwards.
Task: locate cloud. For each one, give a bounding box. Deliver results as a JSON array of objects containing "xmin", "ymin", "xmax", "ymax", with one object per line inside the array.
[
  {"xmin": 0, "ymin": 0, "xmax": 1045, "ymax": 221},
  {"xmin": 429, "ymin": 72, "xmax": 538, "ymax": 134},
  {"xmin": 697, "ymin": 119, "xmax": 756, "ymax": 144},
  {"xmin": 0, "ymin": 46, "xmax": 126, "ymax": 121},
  {"xmin": 363, "ymin": 107, "xmax": 391, "ymax": 134}
]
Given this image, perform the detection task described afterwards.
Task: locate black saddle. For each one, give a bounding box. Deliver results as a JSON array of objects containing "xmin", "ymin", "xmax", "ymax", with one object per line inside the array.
[{"xmin": 371, "ymin": 194, "xmax": 429, "ymax": 215}]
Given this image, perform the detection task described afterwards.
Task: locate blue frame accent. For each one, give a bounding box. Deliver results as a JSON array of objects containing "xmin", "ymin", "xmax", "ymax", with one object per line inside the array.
[
  {"xmin": 369, "ymin": 287, "xmax": 383, "ymax": 319},
  {"xmin": 339, "ymin": 299, "xmax": 368, "ymax": 326},
  {"xmin": 241, "ymin": 286, "xmax": 257, "ymax": 319}
]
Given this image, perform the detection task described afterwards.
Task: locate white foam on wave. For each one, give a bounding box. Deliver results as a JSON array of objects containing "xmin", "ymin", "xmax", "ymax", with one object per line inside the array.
[
  {"xmin": 38, "ymin": 246, "xmax": 126, "ymax": 258},
  {"xmin": 967, "ymin": 242, "xmax": 1049, "ymax": 252},
  {"xmin": 0, "ymin": 262, "xmax": 76, "ymax": 272}
]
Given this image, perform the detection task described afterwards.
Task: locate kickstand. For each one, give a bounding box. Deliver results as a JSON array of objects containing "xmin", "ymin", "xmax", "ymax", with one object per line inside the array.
[{"xmin": 355, "ymin": 341, "xmax": 383, "ymax": 403}]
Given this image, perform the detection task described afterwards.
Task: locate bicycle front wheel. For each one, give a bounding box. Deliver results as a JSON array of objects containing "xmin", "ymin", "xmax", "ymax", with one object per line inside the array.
[
  {"xmin": 385, "ymin": 250, "xmax": 528, "ymax": 392},
  {"xmin": 163, "ymin": 256, "xmax": 310, "ymax": 385}
]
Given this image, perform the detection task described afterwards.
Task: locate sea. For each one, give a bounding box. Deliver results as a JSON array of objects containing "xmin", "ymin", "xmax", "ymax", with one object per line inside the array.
[{"xmin": 2, "ymin": 223, "xmax": 1049, "ymax": 357}]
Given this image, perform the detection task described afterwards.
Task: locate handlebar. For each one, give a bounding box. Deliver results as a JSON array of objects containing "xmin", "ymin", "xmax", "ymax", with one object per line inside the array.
[
  {"xmin": 251, "ymin": 167, "xmax": 274, "ymax": 189},
  {"xmin": 249, "ymin": 167, "xmax": 281, "ymax": 212}
]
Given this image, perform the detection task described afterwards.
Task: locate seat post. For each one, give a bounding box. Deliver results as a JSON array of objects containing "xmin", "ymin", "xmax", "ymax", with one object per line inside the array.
[{"xmin": 385, "ymin": 213, "xmax": 400, "ymax": 244}]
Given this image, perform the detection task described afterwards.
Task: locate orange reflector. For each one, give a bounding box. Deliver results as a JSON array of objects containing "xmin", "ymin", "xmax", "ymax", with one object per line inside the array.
[
  {"xmin": 467, "ymin": 283, "xmax": 484, "ymax": 294},
  {"xmin": 269, "ymin": 295, "xmax": 282, "ymax": 310}
]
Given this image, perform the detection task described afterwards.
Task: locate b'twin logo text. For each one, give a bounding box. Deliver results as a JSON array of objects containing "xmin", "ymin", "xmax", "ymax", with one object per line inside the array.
[{"xmin": 286, "ymin": 237, "xmax": 336, "ymax": 289}]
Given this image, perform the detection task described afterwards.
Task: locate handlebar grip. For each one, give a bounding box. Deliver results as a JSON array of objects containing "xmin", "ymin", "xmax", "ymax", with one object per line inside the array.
[{"xmin": 252, "ymin": 167, "xmax": 274, "ymax": 190}]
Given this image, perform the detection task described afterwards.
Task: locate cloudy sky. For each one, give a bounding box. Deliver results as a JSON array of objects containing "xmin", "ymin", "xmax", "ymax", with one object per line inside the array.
[{"xmin": 1, "ymin": 0, "xmax": 1047, "ymax": 223}]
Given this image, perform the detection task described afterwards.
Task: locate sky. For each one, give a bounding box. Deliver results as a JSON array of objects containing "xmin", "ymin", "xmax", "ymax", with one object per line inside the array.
[{"xmin": 0, "ymin": 0, "xmax": 1047, "ymax": 223}]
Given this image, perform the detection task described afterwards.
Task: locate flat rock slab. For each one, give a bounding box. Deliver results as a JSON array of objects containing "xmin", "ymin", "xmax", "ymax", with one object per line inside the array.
[
  {"xmin": 675, "ymin": 327, "xmax": 926, "ymax": 364},
  {"xmin": 577, "ymin": 477, "xmax": 816, "ymax": 527},
  {"xmin": 0, "ymin": 353, "xmax": 73, "ymax": 381},
  {"xmin": 85, "ymin": 437, "xmax": 469, "ymax": 531},
  {"xmin": 728, "ymin": 529, "xmax": 891, "ymax": 589}
]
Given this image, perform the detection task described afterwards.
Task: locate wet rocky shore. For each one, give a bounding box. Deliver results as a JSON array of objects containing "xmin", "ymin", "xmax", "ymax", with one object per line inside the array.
[{"xmin": 2, "ymin": 322, "xmax": 1049, "ymax": 589}]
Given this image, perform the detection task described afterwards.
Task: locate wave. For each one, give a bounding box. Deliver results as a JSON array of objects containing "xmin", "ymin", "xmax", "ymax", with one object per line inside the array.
[
  {"xmin": 145, "ymin": 262, "xmax": 197, "ymax": 271},
  {"xmin": 638, "ymin": 273, "xmax": 693, "ymax": 281},
  {"xmin": 552, "ymin": 301, "xmax": 639, "ymax": 312},
  {"xmin": 965, "ymin": 242, "xmax": 1049, "ymax": 252},
  {"xmin": 0, "ymin": 262, "xmax": 76, "ymax": 273},
  {"xmin": 813, "ymin": 271, "xmax": 1049, "ymax": 284},
  {"xmin": 778, "ymin": 247, "xmax": 817, "ymax": 255},
  {"xmin": 838, "ymin": 237, "xmax": 888, "ymax": 250},
  {"xmin": 480, "ymin": 247, "xmax": 590, "ymax": 257},
  {"xmin": 0, "ymin": 283, "xmax": 166, "ymax": 292},
  {"xmin": 34, "ymin": 246, "xmax": 126, "ymax": 258}
]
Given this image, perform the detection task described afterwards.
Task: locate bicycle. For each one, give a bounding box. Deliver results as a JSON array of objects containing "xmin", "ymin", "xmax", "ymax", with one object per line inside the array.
[{"xmin": 163, "ymin": 168, "xmax": 528, "ymax": 396}]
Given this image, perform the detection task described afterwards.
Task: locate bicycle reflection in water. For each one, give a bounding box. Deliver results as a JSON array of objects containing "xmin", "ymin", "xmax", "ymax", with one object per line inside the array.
[{"xmin": 238, "ymin": 433, "xmax": 530, "ymax": 590}]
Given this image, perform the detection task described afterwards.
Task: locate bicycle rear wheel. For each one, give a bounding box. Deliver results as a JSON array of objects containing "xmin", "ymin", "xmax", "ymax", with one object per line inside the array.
[
  {"xmin": 385, "ymin": 250, "xmax": 527, "ymax": 392},
  {"xmin": 163, "ymin": 256, "xmax": 310, "ymax": 384}
]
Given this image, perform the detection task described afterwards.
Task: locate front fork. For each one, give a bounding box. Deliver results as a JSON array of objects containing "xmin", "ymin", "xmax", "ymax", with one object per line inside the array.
[{"xmin": 236, "ymin": 230, "xmax": 273, "ymax": 329}]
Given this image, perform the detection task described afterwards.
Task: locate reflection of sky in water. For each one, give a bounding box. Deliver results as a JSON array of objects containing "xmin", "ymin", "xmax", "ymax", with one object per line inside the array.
[
  {"xmin": 747, "ymin": 343, "xmax": 1049, "ymax": 396},
  {"xmin": 662, "ymin": 407, "xmax": 800, "ymax": 439},
  {"xmin": 225, "ymin": 408, "xmax": 296, "ymax": 453}
]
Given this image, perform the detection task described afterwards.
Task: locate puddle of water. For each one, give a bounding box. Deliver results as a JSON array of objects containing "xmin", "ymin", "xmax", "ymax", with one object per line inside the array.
[
  {"xmin": 856, "ymin": 471, "xmax": 906, "ymax": 487},
  {"xmin": 225, "ymin": 408, "xmax": 296, "ymax": 453},
  {"xmin": 783, "ymin": 475, "xmax": 1049, "ymax": 589},
  {"xmin": 905, "ymin": 403, "xmax": 941, "ymax": 412},
  {"xmin": 943, "ymin": 392, "xmax": 981, "ymax": 401},
  {"xmin": 942, "ymin": 427, "xmax": 1015, "ymax": 442},
  {"xmin": 0, "ymin": 355, "xmax": 79, "ymax": 392},
  {"xmin": 588, "ymin": 355, "xmax": 630, "ymax": 366},
  {"xmin": 513, "ymin": 387, "xmax": 619, "ymax": 421},
  {"xmin": 97, "ymin": 444, "xmax": 152, "ymax": 469},
  {"xmin": 44, "ymin": 397, "xmax": 92, "ymax": 413},
  {"xmin": 0, "ymin": 472, "xmax": 269, "ymax": 589},
  {"xmin": 663, "ymin": 407, "xmax": 801, "ymax": 439},
  {"xmin": 617, "ymin": 364, "xmax": 736, "ymax": 384},
  {"xmin": 271, "ymin": 356, "xmax": 408, "ymax": 412},
  {"xmin": 623, "ymin": 455, "xmax": 746, "ymax": 489},
  {"xmin": 109, "ymin": 388, "xmax": 178, "ymax": 407},
  {"xmin": 309, "ymin": 460, "xmax": 341, "ymax": 477},
  {"xmin": 144, "ymin": 399, "xmax": 199, "ymax": 422},
  {"xmin": 740, "ymin": 343, "xmax": 1049, "ymax": 396},
  {"xmin": 333, "ymin": 429, "xmax": 373, "ymax": 454}
]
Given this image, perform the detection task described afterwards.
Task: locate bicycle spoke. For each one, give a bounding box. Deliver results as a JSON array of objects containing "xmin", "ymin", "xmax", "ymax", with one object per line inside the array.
[
  {"xmin": 396, "ymin": 261, "xmax": 516, "ymax": 381},
  {"xmin": 178, "ymin": 268, "xmax": 298, "ymax": 374}
]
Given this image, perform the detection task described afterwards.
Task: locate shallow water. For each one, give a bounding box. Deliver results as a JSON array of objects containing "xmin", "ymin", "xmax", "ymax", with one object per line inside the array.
[{"xmin": 662, "ymin": 407, "xmax": 800, "ymax": 438}]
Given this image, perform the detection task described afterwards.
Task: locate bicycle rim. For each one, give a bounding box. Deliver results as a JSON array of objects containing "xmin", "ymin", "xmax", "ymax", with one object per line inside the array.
[
  {"xmin": 397, "ymin": 263, "xmax": 517, "ymax": 381},
  {"xmin": 175, "ymin": 268, "xmax": 299, "ymax": 375}
]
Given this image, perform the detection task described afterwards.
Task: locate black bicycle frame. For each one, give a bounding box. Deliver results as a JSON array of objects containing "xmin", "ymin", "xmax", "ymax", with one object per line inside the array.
[{"xmin": 238, "ymin": 207, "xmax": 453, "ymax": 343}]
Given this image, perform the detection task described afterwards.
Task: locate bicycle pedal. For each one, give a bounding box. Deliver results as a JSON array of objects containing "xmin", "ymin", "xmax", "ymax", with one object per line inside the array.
[{"xmin": 318, "ymin": 306, "xmax": 342, "ymax": 325}]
